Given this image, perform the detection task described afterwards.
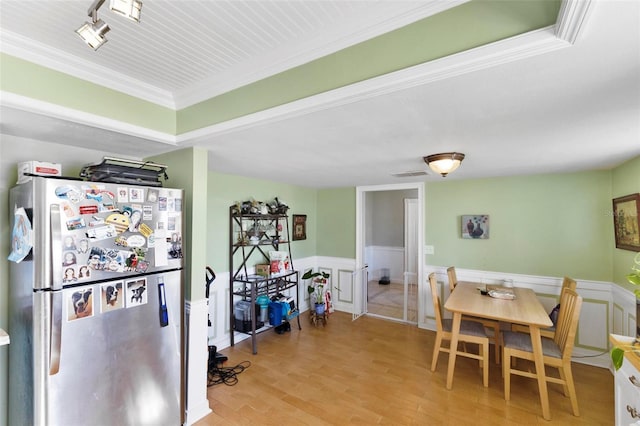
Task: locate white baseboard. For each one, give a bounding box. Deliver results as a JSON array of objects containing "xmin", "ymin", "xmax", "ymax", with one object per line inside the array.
[{"xmin": 184, "ymin": 401, "xmax": 212, "ymax": 426}]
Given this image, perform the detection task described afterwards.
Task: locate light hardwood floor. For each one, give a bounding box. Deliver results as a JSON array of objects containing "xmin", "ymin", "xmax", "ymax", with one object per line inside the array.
[
  {"xmin": 367, "ymin": 280, "xmax": 418, "ymax": 322},
  {"xmin": 196, "ymin": 312, "xmax": 613, "ymax": 425}
]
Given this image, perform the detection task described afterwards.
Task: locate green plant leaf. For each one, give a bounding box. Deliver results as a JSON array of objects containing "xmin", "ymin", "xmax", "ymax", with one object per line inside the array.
[
  {"xmin": 627, "ymin": 273, "xmax": 640, "ymax": 286},
  {"xmin": 302, "ymin": 270, "xmax": 320, "ymax": 280},
  {"xmin": 611, "ymin": 347, "xmax": 625, "ymax": 371}
]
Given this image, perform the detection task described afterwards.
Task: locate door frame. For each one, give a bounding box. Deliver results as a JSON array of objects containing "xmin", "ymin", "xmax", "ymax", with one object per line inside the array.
[
  {"xmin": 403, "ymin": 198, "xmax": 419, "ymax": 322},
  {"xmin": 355, "ymin": 182, "xmax": 425, "ymax": 325}
]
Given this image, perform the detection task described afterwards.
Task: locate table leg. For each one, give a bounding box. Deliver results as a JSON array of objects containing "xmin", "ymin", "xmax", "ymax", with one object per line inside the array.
[
  {"xmin": 446, "ymin": 312, "xmax": 462, "ymax": 390},
  {"xmin": 529, "ymin": 325, "xmax": 550, "ymax": 420}
]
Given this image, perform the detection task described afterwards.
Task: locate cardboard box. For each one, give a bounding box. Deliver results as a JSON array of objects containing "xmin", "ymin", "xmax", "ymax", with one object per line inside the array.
[
  {"xmin": 17, "ymin": 161, "xmax": 62, "ymax": 183},
  {"xmin": 255, "ymin": 264, "xmax": 270, "ymax": 277}
]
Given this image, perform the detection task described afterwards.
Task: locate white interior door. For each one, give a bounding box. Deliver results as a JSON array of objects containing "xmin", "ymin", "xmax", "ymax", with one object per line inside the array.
[{"xmin": 352, "ymin": 265, "xmax": 368, "ymax": 321}]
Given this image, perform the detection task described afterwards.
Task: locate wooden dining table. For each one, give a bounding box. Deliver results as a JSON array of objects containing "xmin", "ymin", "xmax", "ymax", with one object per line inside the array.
[{"xmin": 444, "ymin": 281, "xmax": 554, "ymax": 420}]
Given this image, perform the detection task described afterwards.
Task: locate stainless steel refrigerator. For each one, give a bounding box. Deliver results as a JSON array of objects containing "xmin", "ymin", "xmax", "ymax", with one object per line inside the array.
[{"xmin": 8, "ymin": 177, "xmax": 184, "ymax": 426}]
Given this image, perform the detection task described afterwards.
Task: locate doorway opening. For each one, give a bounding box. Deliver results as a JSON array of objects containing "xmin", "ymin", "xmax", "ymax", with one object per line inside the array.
[{"xmin": 355, "ymin": 183, "xmax": 425, "ymax": 325}]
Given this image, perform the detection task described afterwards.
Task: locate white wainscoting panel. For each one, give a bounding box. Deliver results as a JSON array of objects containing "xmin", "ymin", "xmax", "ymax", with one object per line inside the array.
[
  {"xmin": 612, "ymin": 284, "xmax": 637, "ymax": 338},
  {"xmin": 613, "ymin": 303, "xmax": 625, "ymax": 336},
  {"xmin": 336, "ymin": 269, "xmax": 354, "ymax": 305},
  {"xmin": 366, "ymin": 246, "xmax": 404, "ymax": 283},
  {"xmin": 577, "ymin": 298, "xmax": 609, "ymax": 351}
]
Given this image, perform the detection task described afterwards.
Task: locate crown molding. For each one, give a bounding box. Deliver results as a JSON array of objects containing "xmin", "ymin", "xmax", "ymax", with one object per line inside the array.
[
  {"xmin": 1, "ymin": 91, "xmax": 177, "ymax": 145},
  {"xmin": 178, "ymin": 25, "xmax": 571, "ymax": 144},
  {"xmin": 0, "ymin": 30, "xmax": 176, "ymax": 109},
  {"xmin": 555, "ymin": 0, "xmax": 595, "ymax": 44},
  {"xmin": 172, "ymin": 0, "xmax": 469, "ymax": 109}
]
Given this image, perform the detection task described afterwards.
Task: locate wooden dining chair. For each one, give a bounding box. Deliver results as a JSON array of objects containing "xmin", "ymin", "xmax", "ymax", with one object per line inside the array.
[
  {"xmin": 511, "ymin": 276, "xmax": 577, "ymax": 338},
  {"xmin": 502, "ymin": 288, "xmax": 583, "ymax": 417},
  {"xmin": 447, "ymin": 266, "xmax": 501, "ymax": 364},
  {"xmin": 429, "ymin": 273, "xmax": 489, "ymax": 387}
]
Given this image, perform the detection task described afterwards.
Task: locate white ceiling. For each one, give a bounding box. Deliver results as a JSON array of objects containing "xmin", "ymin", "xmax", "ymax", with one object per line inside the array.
[{"xmin": 1, "ymin": 0, "xmax": 639, "ymax": 188}]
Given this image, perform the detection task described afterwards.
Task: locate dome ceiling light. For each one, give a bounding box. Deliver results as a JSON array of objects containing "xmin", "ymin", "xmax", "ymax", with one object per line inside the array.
[{"xmin": 423, "ymin": 152, "xmax": 465, "ymax": 177}]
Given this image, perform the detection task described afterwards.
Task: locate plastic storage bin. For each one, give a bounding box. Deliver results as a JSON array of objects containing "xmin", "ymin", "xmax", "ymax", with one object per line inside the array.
[
  {"xmin": 234, "ymin": 300, "xmax": 262, "ymax": 332},
  {"xmin": 268, "ymin": 301, "xmax": 283, "ymax": 326}
]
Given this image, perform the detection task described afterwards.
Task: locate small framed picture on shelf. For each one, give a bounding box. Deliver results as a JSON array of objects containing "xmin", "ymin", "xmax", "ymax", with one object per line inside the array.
[
  {"xmin": 292, "ymin": 214, "xmax": 307, "ymax": 241},
  {"xmin": 613, "ymin": 193, "xmax": 640, "ymax": 251}
]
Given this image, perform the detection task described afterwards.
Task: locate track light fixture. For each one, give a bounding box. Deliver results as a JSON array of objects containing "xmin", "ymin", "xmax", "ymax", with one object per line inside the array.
[
  {"xmin": 76, "ymin": 0, "xmax": 142, "ymax": 50},
  {"xmin": 76, "ymin": 18, "xmax": 110, "ymax": 50},
  {"xmin": 110, "ymin": 0, "xmax": 143, "ymax": 22},
  {"xmin": 423, "ymin": 152, "xmax": 465, "ymax": 177}
]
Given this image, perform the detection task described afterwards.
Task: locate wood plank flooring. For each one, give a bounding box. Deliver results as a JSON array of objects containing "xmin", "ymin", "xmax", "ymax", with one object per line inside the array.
[
  {"xmin": 367, "ymin": 280, "xmax": 417, "ymax": 322},
  {"xmin": 196, "ymin": 312, "xmax": 613, "ymax": 425}
]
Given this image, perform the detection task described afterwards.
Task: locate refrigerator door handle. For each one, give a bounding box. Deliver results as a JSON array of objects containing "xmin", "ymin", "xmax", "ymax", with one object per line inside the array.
[
  {"xmin": 50, "ymin": 204, "xmax": 63, "ymax": 291},
  {"xmin": 49, "ymin": 291, "xmax": 62, "ymax": 375}
]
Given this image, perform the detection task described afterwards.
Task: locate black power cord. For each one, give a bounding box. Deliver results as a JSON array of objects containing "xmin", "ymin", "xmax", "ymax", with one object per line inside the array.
[
  {"xmin": 207, "ymin": 361, "xmax": 251, "ymax": 387},
  {"xmin": 207, "ymin": 345, "xmax": 251, "ymax": 386}
]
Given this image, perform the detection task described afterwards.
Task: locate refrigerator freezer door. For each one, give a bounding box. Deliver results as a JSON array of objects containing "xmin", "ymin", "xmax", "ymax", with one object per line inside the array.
[
  {"xmin": 44, "ymin": 178, "xmax": 184, "ymax": 288},
  {"xmin": 33, "ymin": 270, "xmax": 183, "ymax": 426}
]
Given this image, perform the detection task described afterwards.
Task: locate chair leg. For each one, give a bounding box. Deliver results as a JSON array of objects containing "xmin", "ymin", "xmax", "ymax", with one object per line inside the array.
[
  {"xmin": 482, "ymin": 341, "xmax": 489, "ymax": 387},
  {"xmin": 503, "ymin": 349, "xmax": 511, "ymax": 400},
  {"xmin": 558, "ymin": 365, "xmax": 569, "ymax": 397},
  {"xmin": 493, "ymin": 323, "xmax": 502, "ymax": 364},
  {"xmin": 431, "ymin": 334, "xmax": 442, "ymax": 372},
  {"xmin": 493, "ymin": 325, "xmax": 501, "ymax": 364},
  {"xmin": 562, "ymin": 363, "xmax": 580, "ymax": 416}
]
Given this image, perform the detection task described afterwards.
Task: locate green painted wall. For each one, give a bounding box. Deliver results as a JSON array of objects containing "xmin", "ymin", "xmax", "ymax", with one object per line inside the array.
[
  {"xmin": 206, "ymin": 171, "xmax": 317, "ymax": 275},
  {"xmin": 147, "ymin": 147, "xmax": 208, "ymax": 300},
  {"xmin": 0, "ymin": 54, "xmax": 176, "ymax": 134},
  {"xmin": 612, "ymin": 156, "xmax": 640, "ymax": 290},
  {"xmin": 317, "ymin": 187, "xmax": 356, "ymax": 258},
  {"xmin": 177, "ymin": 0, "xmax": 560, "ymax": 133},
  {"xmin": 425, "ymin": 171, "xmax": 614, "ymax": 281}
]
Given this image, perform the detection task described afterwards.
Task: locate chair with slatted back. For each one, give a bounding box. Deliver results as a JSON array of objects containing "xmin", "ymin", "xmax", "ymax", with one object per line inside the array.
[
  {"xmin": 447, "ymin": 266, "xmax": 502, "ymax": 363},
  {"xmin": 511, "ymin": 276, "xmax": 577, "ymax": 338},
  {"xmin": 502, "ymin": 288, "xmax": 583, "ymax": 417},
  {"xmin": 429, "ymin": 273, "xmax": 489, "ymax": 387}
]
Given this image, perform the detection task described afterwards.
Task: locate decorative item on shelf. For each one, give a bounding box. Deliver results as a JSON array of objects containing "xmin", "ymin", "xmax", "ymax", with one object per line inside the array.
[
  {"xmin": 611, "ymin": 252, "xmax": 640, "ymax": 370},
  {"xmin": 269, "ymin": 251, "xmax": 291, "ymax": 276},
  {"xmin": 236, "ymin": 231, "xmax": 248, "ymax": 245},
  {"xmin": 231, "ymin": 197, "xmax": 289, "ymax": 215},
  {"xmin": 255, "ymin": 264, "xmax": 270, "ymax": 277}
]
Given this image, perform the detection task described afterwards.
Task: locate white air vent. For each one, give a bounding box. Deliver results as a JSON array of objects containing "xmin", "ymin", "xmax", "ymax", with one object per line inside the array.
[{"xmin": 391, "ymin": 170, "xmax": 428, "ymax": 178}]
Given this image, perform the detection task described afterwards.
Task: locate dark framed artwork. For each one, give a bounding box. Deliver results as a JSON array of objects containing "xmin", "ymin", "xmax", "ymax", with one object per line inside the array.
[
  {"xmin": 292, "ymin": 214, "xmax": 307, "ymax": 241},
  {"xmin": 462, "ymin": 215, "xmax": 490, "ymax": 239},
  {"xmin": 613, "ymin": 193, "xmax": 640, "ymax": 251}
]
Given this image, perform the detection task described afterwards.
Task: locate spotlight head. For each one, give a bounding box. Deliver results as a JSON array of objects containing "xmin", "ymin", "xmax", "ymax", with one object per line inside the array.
[
  {"xmin": 110, "ymin": 0, "xmax": 143, "ymax": 22},
  {"xmin": 76, "ymin": 18, "xmax": 110, "ymax": 50}
]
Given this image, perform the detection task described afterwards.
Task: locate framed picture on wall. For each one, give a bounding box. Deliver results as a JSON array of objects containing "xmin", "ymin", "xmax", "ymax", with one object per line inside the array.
[
  {"xmin": 462, "ymin": 215, "xmax": 490, "ymax": 239},
  {"xmin": 292, "ymin": 214, "xmax": 307, "ymax": 241},
  {"xmin": 613, "ymin": 193, "xmax": 640, "ymax": 251}
]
